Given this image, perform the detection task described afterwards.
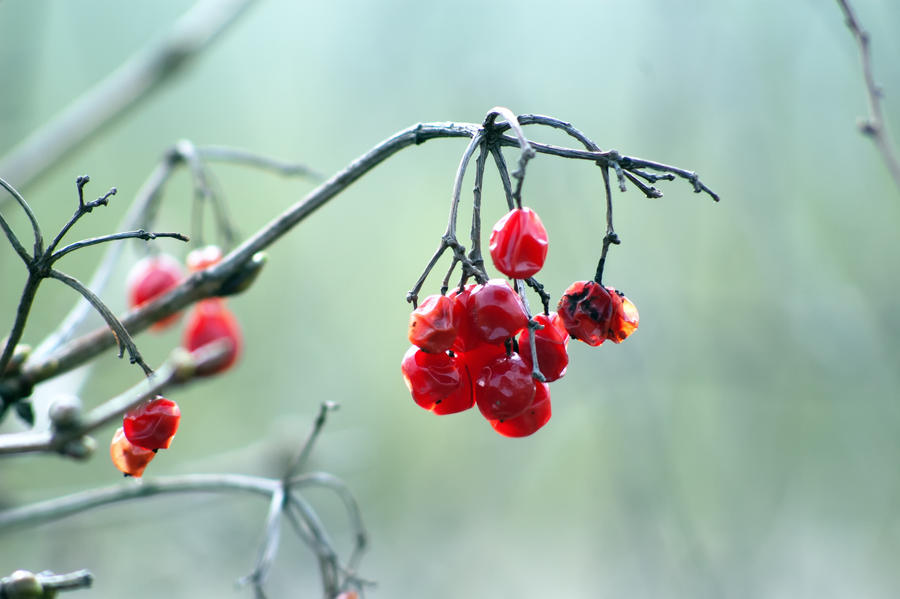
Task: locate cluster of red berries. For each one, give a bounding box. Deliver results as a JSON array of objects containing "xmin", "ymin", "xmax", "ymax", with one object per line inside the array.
[
  {"xmin": 401, "ymin": 207, "xmax": 638, "ymax": 438},
  {"xmin": 111, "ymin": 246, "xmax": 243, "ymax": 476}
]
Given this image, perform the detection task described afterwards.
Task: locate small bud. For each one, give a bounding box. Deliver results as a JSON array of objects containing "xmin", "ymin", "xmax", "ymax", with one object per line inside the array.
[
  {"xmin": 3, "ymin": 570, "xmax": 43, "ymax": 599},
  {"xmin": 49, "ymin": 394, "xmax": 83, "ymax": 430},
  {"xmin": 59, "ymin": 436, "xmax": 96, "ymax": 461},
  {"xmin": 219, "ymin": 252, "xmax": 267, "ymax": 296}
]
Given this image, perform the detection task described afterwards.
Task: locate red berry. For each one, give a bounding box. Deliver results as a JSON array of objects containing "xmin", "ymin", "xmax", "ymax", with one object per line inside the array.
[
  {"xmin": 556, "ymin": 281, "xmax": 615, "ymax": 346},
  {"xmin": 518, "ymin": 313, "xmax": 569, "ymax": 382},
  {"xmin": 607, "ymin": 288, "xmax": 639, "ymax": 343},
  {"xmin": 491, "ymin": 381, "xmax": 552, "ymax": 437},
  {"xmin": 123, "ymin": 396, "xmax": 181, "ymax": 450},
  {"xmin": 400, "ymin": 346, "xmax": 473, "ymax": 415},
  {"xmin": 468, "ymin": 280, "xmax": 529, "ymax": 345},
  {"xmin": 474, "ymin": 353, "xmax": 535, "ymax": 420},
  {"xmin": 489, "ymin": 207, "xmax": 549, "ymax": 279},
  {"xmin": 186, "ymin": 245, "xmax": 224, "ymax": 272},
  {"xmin": 183, "ymin": 299, "xmax": 243, "ymax": 375},
  {"xmin": 448, "ymin": 284, "xmax": 479, "ymax": 353},
  {"xmin": 127, "ymin": 254, "xmax": 184, "ymax": 330},
  {"xmin": 408, "ymin": 294, "xmax": 462, "ymax": 353},
  {"xmin": 110, "ymin": 427, "xmax": 156, "ymax": 478}
]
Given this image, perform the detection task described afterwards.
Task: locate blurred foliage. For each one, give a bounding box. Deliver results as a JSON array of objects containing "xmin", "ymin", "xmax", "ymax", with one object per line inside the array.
[{"xmin": 1, "ymin": 0, "xmax": 900, "ymax": 597}]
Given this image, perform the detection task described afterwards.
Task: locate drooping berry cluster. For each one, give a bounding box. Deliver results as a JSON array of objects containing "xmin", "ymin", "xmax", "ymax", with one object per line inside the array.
[
  {"xmin": 402, "ymin": 204, "xmax": 639, "ymax": 438},
  {"xmin": 113, "ymin": 246, "xmax": 243, "ymax": 476}
]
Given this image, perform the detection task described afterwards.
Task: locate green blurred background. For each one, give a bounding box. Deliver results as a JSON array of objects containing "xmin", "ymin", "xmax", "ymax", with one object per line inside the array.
[{"xmin": 2, "ymin": 0, "xmax": 899, "ymax": 597}]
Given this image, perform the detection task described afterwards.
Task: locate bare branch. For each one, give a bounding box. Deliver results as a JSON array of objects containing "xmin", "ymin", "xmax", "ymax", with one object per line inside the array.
[
  {"xmin": 1, "ymin": 569, "xmax": 93, "ymax": 596},
  {"xmin": 836, "ymin": 0, "xmax": 900, "ymax": 191},
  {"xmin": 0, "ymin": 343, "xmax": 229, "ymax": 456},
  {"xmin": 0, "ymin": 0, "xmax": 257, "ymax": 192},
  {"xmin": 0, "ymin": 177, "xmax": 41, "ymax": 260},
  {"xmin": 283, "ymin": 401, "xmax": 339, "ymax": 482},
  {"xmin": 51, "ymin": 230, "xmax": 188, "ymax": 263}
]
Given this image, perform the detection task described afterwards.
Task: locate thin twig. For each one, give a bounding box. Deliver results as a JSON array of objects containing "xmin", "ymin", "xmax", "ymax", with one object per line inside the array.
[
  {"xmin": 0, "ymin": 178, "xmax": 37, "ymax": 262},
  {"xmin": 48, "ymin": 269, "xmax": 151, "ymax": 375},
  {"xmin": 283, "ymin": 401, "xmax": 339, "ymax": 482},
  {"xmin": 0, "ymin": 569, "xmax": 93, "ymax": 595},
  {"xmin": 836, "ymin": 0, "xmax": 900, "ymax": 191},
  {"xmin": 0, "ymin": 0, "xmax": 257, "ymax": 192},
  {"xmin": 51, "ymin": 230, "xmax": 188, "ymax": 262}
]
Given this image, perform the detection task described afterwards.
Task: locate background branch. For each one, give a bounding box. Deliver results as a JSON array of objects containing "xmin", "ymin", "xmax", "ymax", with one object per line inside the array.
[
  {"xmin": 0, "ymin": 0, "xmax": 256, "ymax": 192},
  {"xmin": 836, "ymin": 0, "xmax": 900, "ymax": 191}
]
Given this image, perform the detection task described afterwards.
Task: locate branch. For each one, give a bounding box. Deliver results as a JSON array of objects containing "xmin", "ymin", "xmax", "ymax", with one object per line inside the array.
[
  {"xmin": 4, "ymin": 117, "xmax": 717, "ymax": 393},
  {"xmin": 51, "ymin": 230, "xmax": 188, "ymax": 263},
  {"xmin": 0, "ymin": 343, "xmax": 230, "ymax": 457},
  {"xmin": 1, "ymin": 569, "xmax": 93, "ymax": 596},
  {"xmin": 0, "ymin": 0, "xmax": 257, "ymax": 192},
  {"xmin": 836, "ymin": 0, "xmax": 900, "ymax": 191}
]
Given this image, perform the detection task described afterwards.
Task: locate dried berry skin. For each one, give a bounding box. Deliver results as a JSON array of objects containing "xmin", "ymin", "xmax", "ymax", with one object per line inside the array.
[
  {"xmin": 183, "ymin": 299, "xmax": 243, "ymax": 375},
  {"xmin": 518, "ymin": 312, "xmax": 569, "ymax": 382},
  {"xmin": 401, "ymin": 346, "xmax": 473, "ymax": 414},
  {"xmin": 127, "ymin": 254, "xmax": 184, "ymax": 330},
  {"xmin": 606, "ymin": 288, "xmax": 639, "ymax": 343},
  {"xmin": 408, "ymin": 294, "xmax": 462, "ymax": 353},
  {"xmin": 556, "ymin": 281, "xmax": 615, "ymax": 346},
  {"xmin": 110, "ymin": 427, "xmax": 156, "ymax": 478},
  {"xmin": 123, "ymin": 396, "xmax": 181, "ymax": 450},
  {"xmin": 491, "ymin": 381, "xmax": 552, "ymax": 437},
  {"xmin": 489, "ymin": 207, "xmax": 549, "ymax": 279},
  {"xmin": 474, "ymin": 353, "xmax": 536, "ymax": 421},
  {"xmin": 468, "ymin": 279, "xmax": 529, "ymax": 345},
  {"xmin": 186, "ymin": 245, "xmax": 224, "ymax": 272}
]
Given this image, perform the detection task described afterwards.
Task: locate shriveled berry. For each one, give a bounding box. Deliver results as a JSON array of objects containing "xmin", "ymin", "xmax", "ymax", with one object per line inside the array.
[
  {"xmin": 110, "ymin": 427, "xmax": 156, "ymax": 477},
  {"xmin": 557, "ymin": 281, "xmax": 615, "ymax": 346},
  {"xmin": 408, "ymin": 294, "xmax": 462, "ymax": 353},
  {"xmin": 123, "ymin": 396, "xmax": 181, "ymax": 450},
  {"xmin": 186, "ymin": 245, "xmax": 224, "ymax": 272},
  {"xmin": 468, "ymin": 279, "xmax": 529, "ymax": 345},
  {"xmin": 400, "ymin": 346, "xmax": 473, "ymax": 414},
  {"xmin": 127, "ymin": 254, "xmax": 184, "ymax": 330},
  {"xmin": 183, "ymin": 299, "xmax": 243, "ymax": 375},
  {"xmin": 474, "ymin": 353, "xmax": 535, "ymax": 420},
  {"xmin": 491, "ymin": 381, "xmax": 552, "ymax": 437},
  {"xmin": 518, "ymin": 312, "xmax": 569, "ymax": 382},
  {"xmin": 607, "ymin": 288, "xmax": 639, "ymax": 343},
  {"xmin": 489, "ymin": 207, "xmax": 549, "ymax": 279}
]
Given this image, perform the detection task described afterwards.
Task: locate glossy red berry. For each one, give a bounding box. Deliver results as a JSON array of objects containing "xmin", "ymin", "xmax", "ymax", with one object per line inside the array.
[
  {"xmin": 183, "ymin": 299, "xmax": 243, "ymax": 375},
  {"xmin": 489, "ymin": 207, "xmax": 549, "ymax": 279},
  {"xmin": 518, "ymin": 312, "xmax": 569, "ymax": 382},
  {"xmin": 400, "ymin": 346, "xmax": 474, "ymax": 415},
  {"xmin": 448, "ymin": 284, "xmax": 479, "ymax": 353},
  {"xmin": 110, "ymin": 427, "xmax": 156, "ymax": 478},
  {"xmin": 186, "ymin": 245, "xmax": 224, "ymax": 272},
  {"xmin": 468, "ymin": 280, "xmax": 529, "ymax": 345},
  {"xmin": 491, "ymin": 381, "xmax": 552, "ymax": 437},
  {"xmin": 474, "ymin": 353, "xmax": 536, "ymax": 420},
  {"xmin": 408, "ymin": 294, "xmax": 462, "ymax": 353},
  {"xmin": 607, "ymin": 289, "xmax": 639, "ymax": 343},
  {"xmin": 127, "ymin": 254, "xmax": 184, "ymax": 330},
  {"xmin": 123, "ymin": 396, "xmax": 181, "ymax": 450},
  {"xmin": 557, "ymin": 281, "xmax": 615, "ymax": 346}
]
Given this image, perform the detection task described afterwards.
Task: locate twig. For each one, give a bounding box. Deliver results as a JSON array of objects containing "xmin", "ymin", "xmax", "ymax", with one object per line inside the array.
[
  {"xmin": 0, "ymin": 0, "xmax": 257, "ymax": 192},
  {"xmin": 0, "ymin": 177, "xmax": 41, "ymax": 260},
  {"xmin": 836, "ymin": 0, "xmax": 900, "ymax": 191},
  {"xmin": 283, "ymin": 401, "xmax": 339, "ymax": 482},
  {"xmin": 51, "ymin": 230, "xmax": 188, "ymax": 262},
  {"xmin": 1, "ymin": 569, "xmax": 93, "ymax": 596}
]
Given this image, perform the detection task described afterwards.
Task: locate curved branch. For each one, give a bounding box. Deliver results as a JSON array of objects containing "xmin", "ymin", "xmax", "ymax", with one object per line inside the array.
[{"xmin": 0, "ymin": 472, "xmax": 279, "ymax": 530}]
